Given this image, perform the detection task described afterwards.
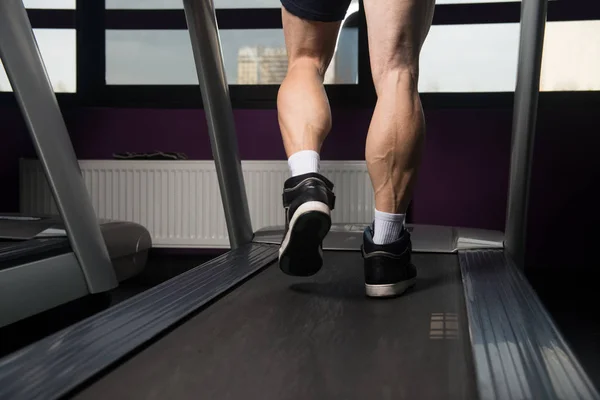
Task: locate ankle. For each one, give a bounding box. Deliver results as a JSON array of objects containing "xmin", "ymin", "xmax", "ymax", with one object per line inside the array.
[
  {"xmin": 372, "ymin": 209, "xmax": 405, "ymax": 245},
  {"xmin": 288, "ymin": 150, "xmax": 320, "ymax": 177}
]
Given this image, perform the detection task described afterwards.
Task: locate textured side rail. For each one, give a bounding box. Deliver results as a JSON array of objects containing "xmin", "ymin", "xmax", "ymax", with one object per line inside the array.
[
  {"xmin": 459, "ymin": 249, "xmax": 599, "ymax": 400},
  {"xmin": 0, "ymin": 243, "xmax": 279, "ymax": 400}
]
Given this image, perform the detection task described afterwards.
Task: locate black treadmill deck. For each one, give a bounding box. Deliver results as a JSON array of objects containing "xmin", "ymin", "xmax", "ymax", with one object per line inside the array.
[{"xmin": 74, "ymin": 252, "xmax": 476, "ymax": 400}]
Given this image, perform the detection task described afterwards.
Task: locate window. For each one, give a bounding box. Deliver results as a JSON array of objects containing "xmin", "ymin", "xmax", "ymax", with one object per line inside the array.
[
  {"xmin": 23, "ymin": 0, "xmax": 75, "ymax": 9},
  {"xmin": 106, "ymin": 0, "xmax": 282, "ymax": 9},
  {"xmin": 0, "ymin": 29, "xmax": 76, "ymax": 93},
  {"xmin": 105, "ymin": 0, "xmax": 360, "ymax": 88},
  {"xmin": 0, "ymin": 2, "xmax": 76, "ymax": 94},
  {"xmin": 2, "ymin": 0, "xmax": 589, "ymax": 107},
  {"xmin": 435, "ymin": 0, "xmax": 554, "ymax": 3},
  {"xmin": 420, "ymin": 23, "xmax": 519, "ymax": 92},
  {"xmin": 100, "ymin": 0, "xmax": 361, "ymax": 106},
  {"xmin": 419, "ymin": 20, "xmax": 600, "ymax": 93},
  {"xmin": 540, "ymin": 21, "xmax": 600, "ymax": 91},
  {"xmin": 435, "ymin": 0, "xmax": 518, "ymax": 3},
  {"xmin": 106, "ymin": 30, "xmax": 196, "ymax": 85},
  {"xmin": 106, "ymin": 27, "xmax": 358, "ymax": 85}
]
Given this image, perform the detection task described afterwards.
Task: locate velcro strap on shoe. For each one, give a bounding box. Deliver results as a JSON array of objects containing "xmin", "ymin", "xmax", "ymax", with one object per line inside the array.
[{"xmin": 282, "ymin": 177, "xmax": 336, "ymax": 210}]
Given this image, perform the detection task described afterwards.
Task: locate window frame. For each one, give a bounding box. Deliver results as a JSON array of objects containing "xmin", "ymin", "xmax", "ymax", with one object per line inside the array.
[
  {"xmin": 99, "ymin": 7, "xmax": 363, "ymax": 108},
  {"xmin": 0, "ymin": 8, "xmax": 77, "ymax": 106},
  {"xmin": 1, "ymin": 1, "xmax": 600, "ymax": 109}
]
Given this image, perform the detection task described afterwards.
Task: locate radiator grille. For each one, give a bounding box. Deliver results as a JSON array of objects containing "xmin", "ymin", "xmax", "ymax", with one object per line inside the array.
[{"xmin": 19, "ymin": 159, "xmax": 374, "ymax": 248}]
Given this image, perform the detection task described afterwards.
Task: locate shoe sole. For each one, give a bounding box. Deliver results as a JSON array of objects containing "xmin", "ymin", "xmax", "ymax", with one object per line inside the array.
[
  {"xmin": 365, "ymin": 277, "xmax": 417, "ymax": 298},
  {"xmin": 279, "ymin": 201, "xmax": 331, "ymax": 277}
]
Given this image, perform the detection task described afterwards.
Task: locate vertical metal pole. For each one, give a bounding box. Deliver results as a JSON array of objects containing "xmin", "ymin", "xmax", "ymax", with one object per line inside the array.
[
  {"xmin": 505, "ymin": 0, "xmax": 548, "ymax": 268},
  {"xmin": 0, "ymin": 0, "xmax": 117, "ymax": 292},
  {"xmin": 182, "ymin": 0, "xmax": 254, "ymax": 249}
]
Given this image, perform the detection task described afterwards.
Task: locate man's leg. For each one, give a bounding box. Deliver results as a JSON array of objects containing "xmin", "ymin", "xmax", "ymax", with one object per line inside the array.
[
  {"xmin": 362, "ymin": 0, "xmax": 435, "ymax": 297},
  {"xmin": 278, "ymin": 8, "xmax": 339, "ymax": 163},
  {"xmin": 277, "ymin": 3, "xmax": 349, "ymax": 276}
]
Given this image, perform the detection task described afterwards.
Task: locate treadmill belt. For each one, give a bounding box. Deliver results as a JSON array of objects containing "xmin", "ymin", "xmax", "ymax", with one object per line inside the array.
[{"xmin": 74, "ymin": 252, "xmax": 477, "ymax": 400}]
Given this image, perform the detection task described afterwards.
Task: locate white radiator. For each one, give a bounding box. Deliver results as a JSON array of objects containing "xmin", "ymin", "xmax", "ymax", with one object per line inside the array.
[{"xmin": 19, "ymin": 159, "xmax": 374, "ymax": 248}]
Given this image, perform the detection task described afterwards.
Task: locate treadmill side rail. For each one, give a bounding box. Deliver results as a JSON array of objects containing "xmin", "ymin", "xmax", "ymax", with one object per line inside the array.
[
  {"xmin": 0, "ymin": 243, "xmax": 278, "ymax": 400},
  {"xmin": 0, "ymin": 252, "xmax": 88, "ymax": 328},
  {"xmin": 0, "ymin": 0, "xmax": 117, "ymax": 292},
  {"xmin": 459, "ymin": 249, "xmax": 600, "ymax": 400}
]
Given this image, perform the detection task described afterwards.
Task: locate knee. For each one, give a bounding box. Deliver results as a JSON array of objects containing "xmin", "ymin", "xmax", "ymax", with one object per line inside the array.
[
  {"xmin": 371, "ymin": 44, "xmax": 420, "ymax": 95},
  {"xmin": 372, "ymin": 65, "xmax": 419, "ymax": 96},
  {"xmin": 288, "ymin": 54, "xmax": 330, "ymax": 79}
]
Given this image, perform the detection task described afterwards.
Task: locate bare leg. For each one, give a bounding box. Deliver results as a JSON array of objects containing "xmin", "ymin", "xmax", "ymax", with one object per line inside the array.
[
  {"xmin": 360, "ymin": 0, "xmax": 435, "ymax": 298},
  {"xmin": 276, "ymin": 7, "xmax": 341, "ymax": 276},
  {"xmin": 277, "ymin": 8, "xmax": 341, "ymax": 157},
  {"xmin": 364, "ymin": 0, "xmax": 435, "ymax": 215}
]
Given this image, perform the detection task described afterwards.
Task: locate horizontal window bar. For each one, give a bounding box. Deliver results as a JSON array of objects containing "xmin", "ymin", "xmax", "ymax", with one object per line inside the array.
[
  {"xmin": 105, "ymin": 2, "xmax": 600, "ymax": 30},
  {"xmin": 106, "ymin": 9, "xmax": 282, "ymax": 30},
  {"xmin": 430, "ymin": 2, "xmax": 600, "ymax": 25},
  {"xmin": 26, "ymin": 9, "xmax": 75, "ymax": 29},
  {"xmin": 0, "ymin": 92, "xmax": 78, "ymax": 107},
  {"xmin": 105, "ymin": 8, "xmax": 360, "ymax": 30},
  {"xmin": 20, "ymin": 2, "xmax": 600, "ymax": 31}
]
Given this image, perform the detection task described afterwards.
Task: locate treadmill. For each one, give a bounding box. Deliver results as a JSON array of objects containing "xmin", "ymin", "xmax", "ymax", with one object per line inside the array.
[
  {"xmin": 0, "ymin": 2, "xmax": 152, "ymax": 329},
  {"xmin": 0, "ymin": 0, "xmax": 598, "ymax": 399}
]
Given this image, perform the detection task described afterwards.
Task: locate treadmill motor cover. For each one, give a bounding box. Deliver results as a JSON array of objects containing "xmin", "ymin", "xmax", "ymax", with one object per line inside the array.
[{"xmin": 99, "ymin": 220, "xmax": 152, "ymax": 281}]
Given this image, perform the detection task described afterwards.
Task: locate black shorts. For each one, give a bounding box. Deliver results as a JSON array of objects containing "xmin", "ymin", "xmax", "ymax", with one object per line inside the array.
[{"xmin": 281, "ymin": 0, "xmax": 353, "ymax": 22}]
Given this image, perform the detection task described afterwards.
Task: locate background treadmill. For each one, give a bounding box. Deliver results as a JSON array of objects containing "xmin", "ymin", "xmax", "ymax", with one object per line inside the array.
[
  {"xmin": 0, "ymin": 214, "xmax": 152, "ymax": 328},
  {"xmin": 0, "ymin": 1, "xmax": 151, "ymax": 329},
  {"xmin": 0, "ymin": 0, "xmax": 599, "ymax": 399}
]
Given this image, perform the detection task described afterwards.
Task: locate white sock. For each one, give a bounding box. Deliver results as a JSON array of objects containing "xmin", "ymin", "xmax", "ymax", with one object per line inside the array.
[
  {"xmin": 288, "ymin": 150, "xmax": 320, "ymax": 177},
  {"xmin": 372, "ymin": 209, "xmax": 405, "ymax": 245}
]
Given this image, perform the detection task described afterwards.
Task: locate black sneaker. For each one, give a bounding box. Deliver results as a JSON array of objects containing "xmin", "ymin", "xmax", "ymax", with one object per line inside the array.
[
  {"xmin": 279, "ymin": 172, "xmax": 335, "ymax": 276},
  {"xmin": 361, "ymin": 225, "xmax": 416, "ymax": 298}
]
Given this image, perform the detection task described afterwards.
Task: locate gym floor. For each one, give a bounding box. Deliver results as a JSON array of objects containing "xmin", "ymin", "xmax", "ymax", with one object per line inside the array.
[{"xmin": 0, "ymin": 253, "xmax": 598, "ymax": 392}]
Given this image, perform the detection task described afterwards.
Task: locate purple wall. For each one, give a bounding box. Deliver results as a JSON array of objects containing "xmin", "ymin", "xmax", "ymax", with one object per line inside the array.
[
  {"xmin": 62, "ymin": 108, "xmax": 371, "ymax": 161},
  {"xmin": 2, "ymin": 105, "xmax": 599, "ymax": 269},
  {"xmin": 62, "ymin": 107, "xmax": 515, "ymax": 231},
  {"xmin": 1, "ymin": 110, "xmax": 37, "ymax": 212},
  {"xmin": 527, "ymin": 108, "xmax": 599, "ymax": 270},
  {"xmin": 415, "ymin": 109, "xmax": 513, "ymax": 230}
]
